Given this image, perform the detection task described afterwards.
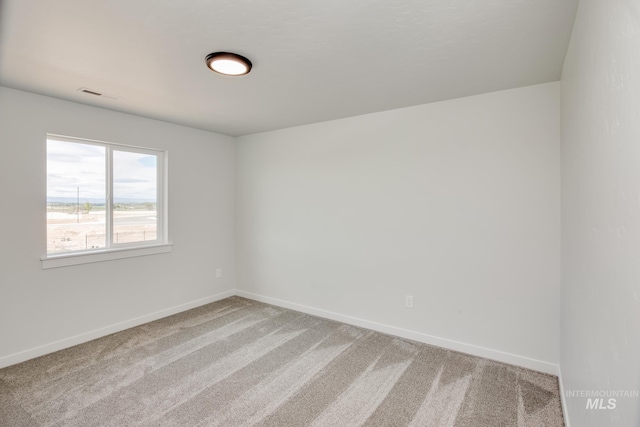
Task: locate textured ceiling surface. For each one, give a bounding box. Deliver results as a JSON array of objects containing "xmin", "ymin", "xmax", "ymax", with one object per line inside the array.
[{"xmin": 0, "ymin": 0, "xmax": 578, "ymax": 136}]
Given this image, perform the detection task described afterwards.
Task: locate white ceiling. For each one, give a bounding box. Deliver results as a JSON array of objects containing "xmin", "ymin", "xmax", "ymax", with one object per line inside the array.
[{"xmin": 0, "ymin": 0, "xmax": 578, "ymax": 137}]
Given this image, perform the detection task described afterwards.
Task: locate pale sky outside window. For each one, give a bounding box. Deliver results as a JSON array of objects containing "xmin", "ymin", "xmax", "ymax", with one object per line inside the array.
[
  {"xmin": 113, "ymin": 150, "xmax": 157, "ymax": 202},
  {"xmin": 47, "ymin": 139, "xmax": 157, "ymax": 202},
  {"xmin": 47, "ymin": 139, "xmax": 106, "ymax": 201}
]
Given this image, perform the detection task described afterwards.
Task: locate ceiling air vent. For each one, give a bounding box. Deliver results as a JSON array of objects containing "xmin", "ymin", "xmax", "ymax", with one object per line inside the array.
[
  {"xmin": 77, "ymin": 87, "xmax": 119, "ymax": 100},
  {"xmin": 79, "ymin": 88, "xmax": 102, "ymax": 96}
]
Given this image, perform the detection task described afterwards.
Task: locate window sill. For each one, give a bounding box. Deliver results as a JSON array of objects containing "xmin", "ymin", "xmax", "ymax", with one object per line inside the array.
[{"xmin": 41, "ymin": 243, "xmax": 173, "ymax": 269}]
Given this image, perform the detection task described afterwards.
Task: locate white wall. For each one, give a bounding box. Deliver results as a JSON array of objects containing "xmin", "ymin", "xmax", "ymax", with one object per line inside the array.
[
  {"xmin": 561, "ymin": 1, "xmax": 640, "ymax": 425},
  {"xmin": 236, "ymin": 82, "xmax": 561, "ymax": 372},
  {"xmin": 0, "ymin": 87, "xmax": 236, "ymax": 367}
]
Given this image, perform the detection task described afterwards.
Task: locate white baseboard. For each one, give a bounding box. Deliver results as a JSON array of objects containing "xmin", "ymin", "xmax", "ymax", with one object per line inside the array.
[
  {"xmin": 0, "ymin": 289, "xmax": 235, "ymax": 369},
  {"xmin": 236, "ymin": 290, "xmax": 559, "ymax": 376},
  {"xmin": 1, "ymin": 288, "xmax": 560, "ymax": 377},
  {"xmin": 558, "ymin": 365, "xmax": 571, "ymax": 426}
]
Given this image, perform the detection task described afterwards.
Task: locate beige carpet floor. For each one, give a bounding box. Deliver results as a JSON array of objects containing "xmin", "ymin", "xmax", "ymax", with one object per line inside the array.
[{"xmin": 0, "ymin": 296, "xmax": 564, "ymax": 426}]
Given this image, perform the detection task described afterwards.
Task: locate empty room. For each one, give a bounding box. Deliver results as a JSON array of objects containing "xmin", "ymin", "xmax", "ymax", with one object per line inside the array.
[{"xmin": 0, "ymin": 0, "xmax": 638, "ymax": 426}]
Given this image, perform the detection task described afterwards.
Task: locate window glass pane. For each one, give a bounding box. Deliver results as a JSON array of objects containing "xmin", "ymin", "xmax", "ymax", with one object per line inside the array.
[
  {"xmin": 47, "ymin": 139, "xmax": 106, "ymax": 253},
  {"xmin": 112, "ymin": 150, "xmax": 158, "ymax": 244}
]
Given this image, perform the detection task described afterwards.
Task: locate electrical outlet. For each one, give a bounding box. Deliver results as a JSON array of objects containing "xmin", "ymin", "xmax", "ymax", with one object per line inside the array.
[
  {"xmin": 216, "ymin": 268, "xmax": 222, "ymax": 278},
  {"xmin": 405, "ymin": 295, "xmax": 413, "ymax": 308}
]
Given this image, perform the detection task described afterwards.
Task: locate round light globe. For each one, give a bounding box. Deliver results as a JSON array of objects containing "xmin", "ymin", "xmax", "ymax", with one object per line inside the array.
[{"xmin": 206, "ymin": 52, "xmax": 252, "ymax": 76}]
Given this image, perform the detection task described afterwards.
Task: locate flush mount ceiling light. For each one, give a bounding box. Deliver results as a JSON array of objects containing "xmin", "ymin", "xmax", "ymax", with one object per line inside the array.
[{"xmin": 205, "ymin": 52, "xmax": 252, "ymax": 76}]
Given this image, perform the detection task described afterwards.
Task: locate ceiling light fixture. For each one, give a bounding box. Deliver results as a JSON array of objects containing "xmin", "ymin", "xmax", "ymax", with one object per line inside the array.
[{"xmin": 205, "ymin": 52, "xmax": 252, "ymax": 76}]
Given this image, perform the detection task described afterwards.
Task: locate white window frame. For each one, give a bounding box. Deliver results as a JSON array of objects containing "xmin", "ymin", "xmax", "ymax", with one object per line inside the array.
[{"xmin": 42, "ymin": 134, "xmax": 171, "ymax": 269}]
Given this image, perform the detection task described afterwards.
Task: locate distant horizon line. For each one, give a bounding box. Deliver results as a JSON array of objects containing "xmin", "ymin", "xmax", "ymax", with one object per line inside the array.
[{"xmin": 47, "ymin": 196, "xmax": 156, "ymax": 204}]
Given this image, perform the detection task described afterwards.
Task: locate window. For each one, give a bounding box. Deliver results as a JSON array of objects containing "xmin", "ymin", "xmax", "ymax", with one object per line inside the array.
[{"xmin": 45, "ymin": 135, "xmax": 169, "ymax": 265}]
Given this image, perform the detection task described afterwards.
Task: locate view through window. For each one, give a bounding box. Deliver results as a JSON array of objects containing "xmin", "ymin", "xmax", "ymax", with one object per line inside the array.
[{"xmin": 46, "ymin": 135, "xmax": 165, "ymax": 255}]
